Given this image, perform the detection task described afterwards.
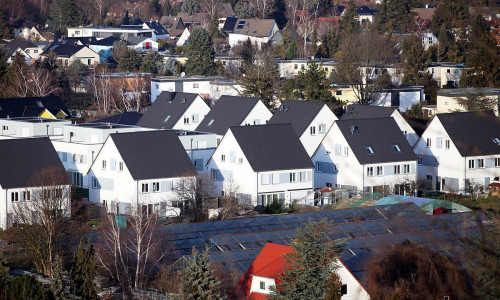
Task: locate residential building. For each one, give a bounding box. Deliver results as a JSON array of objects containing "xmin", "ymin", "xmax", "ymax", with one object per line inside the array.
[
  {"xmin": 312, "ymin": 118, "xmax": 417, "ymax": 194},
  {"xmin": 0, "ymin": 96, "xmax": 71, "ymax": 119},
  {"xmin": 137, "ymin": 91, "xmax": 210, "ymax": 130},
  {"xmin": 267, "ymin": 100, "xmax": 338, "ymax": 157},
  {"xmin": 88, "ymin": 36, "xmax": 123, "ymax": 63},
  {"xmin": 436, "ymin": 88, "xmax": 500, "ymax": 116},
  {"xmin": 227, "ymin": 19, "xmax": 279, "ymax": 50},
  {"xmin": 414, "ymin": 111, "xmax": 500, "ymax": 193},
  {"xmin": 427, "ymin": 62, "xmax": 465, "ymax": 88},
  {"xmin": 341, "ymin": 105, "xmax": 419, "ymax": 147},
  {"xmin": 206, "ymin": 124, "xmax": 314, "ymax": 206},
  {"xmin": 67, "ymin": 25, "xmax": 158, "ymax": 41},
  {"xmin": 421, "ymin": 31, "xmax": 438, "ymax": 51},
  {"xmin": 195, "ymin": 95, "xmax": 272, "ymax": 140},
  {"xmin": 2, "ymin": 40, "xmax": 44, "ymax": 63},
  {"xmin": 40, "ymin": 44, "xmax": 100, "ymax": 67},
  {"xmin": 126, "ymin": 37, "xmax": 159, "ymax": 52},
  {"xmin": 0, "ymin": 117, "xmax": 70, "ymax": 140},
  {"xmin": 87, "ymin": 130, "xmax": 197, "ymax": 216},
  {"xmin": 357, "ymin": 6, "xmax": 376, "ymax": 24},
  {"xmin": 275, "ymin": 58, "xmax": 335, "ymax": 79},
  {"xmin": 177, "ymin": 130, "xmax": 218, "ymax": 173},
  {"xmin": 0, "ymin": 138, "xmax": 69, "ymax": 229},
  {"xmin": 52, "ymin": 123, "xmax": 143, "ymax": 189}
]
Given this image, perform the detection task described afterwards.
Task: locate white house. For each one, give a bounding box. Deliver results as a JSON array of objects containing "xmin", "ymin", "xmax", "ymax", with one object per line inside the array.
[
  {"xmin": 0, "ymin": 117, "xmax": 70, "ymax": 140},
  {"xmin": 206, "ymin": 123, "xmax": 314, "ymax": 206},
  {"xmin": 2, "ymin": 40, "xmax": 42, "ymax": 64},
  {"xmin": 275, "ymin": 58, "xmax": 336, "ymax": 79},
  {"xmin": 127, "ymin": 37, "xmax": 159, "ymax": 53},
  {"xmin": 313, "ymin": 118, "xmax": 417, "ymax": 194},
  {"xmin": 195, "ymin": 95, "xmax": 272, "ymax": 141},
  {"xmin": 0, "ymin": 138, "xmax": 70, "ymax": 229},
  {"xmin": 176, "ymin": 27, "xmax": 191, "ymax": 47},
  {"xmin": 267, "ymin": 100, "xmax": 339, "ymax": 157},
  {"xmin": 373, "ymin": 86, "xmax": 424, "ymax": 112},
  {"xmin": 421, "ymin": 31, "xmax": 438, "ymax": 51},
  {"xmin": 414, "ymin": 111, "xmax": 500, "ymax": 193},
  {"xmin": 87, "ymin": 130, "xmax": 197, "ymax": 216},
  {"xmin": 151, "ymin": 76, "xmax": 242, "ymax": 102},
  {"xmin": 41, "ymin": 44, "xmax": 100, "ymax": 67},
  {"xmin": 67, "ymin": 26, "xmax": 155, "ymax": 41},
  {"xmin": 341, "ymin": 105, "xmax": 419, "ymax": 147},
  {"xmin": 137, "ymin": 91, "xmax": 210, "ymax": 130},
  {"xmin": 52, "ymin": 123, "xmax": 143, "ymax": 189},
  {"xmin": 227, "ymin": 19, "xmax": 279, "ymax": 50},
  {"xmin": 436, "ymin": 88, "xmax": 500, "ymax": 116},
  {"xmin": 427, "ymin": 62, "xmax": 465, "ymax": 88}
]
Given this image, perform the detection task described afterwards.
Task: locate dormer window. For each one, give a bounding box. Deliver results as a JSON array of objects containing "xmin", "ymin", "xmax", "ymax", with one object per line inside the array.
[
  {"xmin": 208, "ymin": 119, "xmax": 215, "ymax": 126},
  {"xmin": 365, "ymin": 146, "xmax": 374, "ymax": 154},
  {"xmin": 493, "ymin": 137, "xmax": 500, "ymax": 145},
  {"xmin": 164, "ymin": 115, "xmax": 171, "ymax": 122},
  {"xmin": 392, "ymin": 144, "xmax": 401, "ymax": 152}
]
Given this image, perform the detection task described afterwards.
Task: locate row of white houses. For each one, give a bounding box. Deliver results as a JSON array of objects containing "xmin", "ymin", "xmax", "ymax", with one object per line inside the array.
[{"xmin": 0, "ymin": 94, "xmax": 499, "ymax": 226}]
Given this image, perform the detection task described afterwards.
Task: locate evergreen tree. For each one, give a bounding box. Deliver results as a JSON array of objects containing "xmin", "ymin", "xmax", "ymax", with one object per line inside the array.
[
  {"xmin": 52, "ymin": 255, "xmax": 64, "ymax": 299},
  {"xmin": 163, "ymin": 57, "xmax": 179, "ymax": 75},
  {"xmin": 285, "ymin": 40, "xmax": 297, "ymax": 59},
  {"xmin": 118, "ymin": 49, "xmax": 142, "ymax": 72},
  {"xmin": 122, "ymin": 11, "xmax": 130, "ymax": 25},
  {"xmin": 179, "ymin": 248, "xmax": 226, "ymax": 299},
  {"xmin": 140, "ymin": 52, "xmax": 163, "ymax": 74},
  {"xmin": 42, "ymin": 50, "xmax": 59, "ymax": 72},
  {"xmin": 7, "ymin": 275, "xmax": 54, "ymax": 300},
  {"xmin": 181, "ymin": 0, "xmax": 198, "ymax": 15},
  {"xmin": 464, "ymin": 15, "xmax": 500, "ymax": 87},
  {"xmin": 375, "ymin": 0, "xmax": 413, "ymax": 33},
  {"xmin": 431, "ymin": 0, "xmax": 468, "ymax": 36},
  {"xmin": 270, "ymin": 220, "xmax": 344, "ymax": 300},
  {"xmin": 48, "ymin": 0, "xmax": 81, "ymax": 38},
  {"xmin": 294, "ymin": 63, "xmax": 332, "ymax": 102},
  {"xmin": 340, "ymin": 0, "xmax": 359, "ymax": 38},
  {"xmin": 241, "ymin": 38, "xmax": 255, "ymax": 65},
  {"xmin": 0, "ymin": 10, "xmax": 11, "ymax": 40},
  {"xmin": 151, "ymin": 0, "xmax": 161, "ymax": 13},
  {"xmin": 0, "ymin": 47, "xmax": 9, "ymax": 83},
  {"xmin": 70, "ymin": 239, "xmax": 98, "ymax": 300},
  {"xmin": 185, "ymin": 27, "xmax": 216, "ymax": 76},
  {"xmin": 163, "ymin": 1, "xmax": 174, "ymax": 16},
  {"xmin": 209, "ymin": 12, "xmax": 221, "ymax": 39},
  {"xmin": 401, "ymin": 35, "xmax": 431, "ymax": 85}
]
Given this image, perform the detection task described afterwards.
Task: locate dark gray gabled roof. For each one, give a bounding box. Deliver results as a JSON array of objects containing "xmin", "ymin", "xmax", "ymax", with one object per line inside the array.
[
  {"xmin": 137, "ymin": 91, "xmax": 200, "ymax": 129},
  {"xmin": 437, "ymin": 111, "xmax": 500, "ymax": 156},
  {"xmin": 0, "ymin": 138, "xmax": 65, "ymax": 189},
  {"xmin": 2, "ymin": 40, "xmax": 38, "ymax": 56},
  {"xmin": 340, "ymin": 105, "xmax": 397, "ymax": 119},
  {"xmin": 267, "ymin": 100, "xmax": 327, "ymax": 136},
  {"xmin": 110, "ymin": 130, "xmax": 196, "ymax": 180},
  {"xmin": 41, "ymin": 44, "xmax": 84, "ymax": 57},
  {"xmin": 230, "ymin": 124, "xmax": 314, "ymax": 172},
  {"xmin": 91, "ymin": 112, "xmax": 143, "ymax": 125},
  {"xmin": 196, "ymin": 95, "xmax": 262, "ymax": 135},
  {"xmin": 0, "ymin": 96, "xmax": 71, "ymax": 118},
  {"xmin": 145, "ymin": 21, "xmax": 169, "ymax": 35},
  {"xmin": 337, "ymin": 118, "xmax": 417, "ymax": 164},
  {"xmin": 90, "ymin": 36, "xmax": 123, "ymax": 46}
]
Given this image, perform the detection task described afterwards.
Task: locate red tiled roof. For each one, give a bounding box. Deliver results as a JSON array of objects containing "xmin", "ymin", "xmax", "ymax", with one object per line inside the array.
[
  {"xmin": 489, "ymin": 182, "xmax": 500, "ymax": 187},
  {"xmin": 236, "ymin": 243, "xmax": 295, "ymax": 298}
]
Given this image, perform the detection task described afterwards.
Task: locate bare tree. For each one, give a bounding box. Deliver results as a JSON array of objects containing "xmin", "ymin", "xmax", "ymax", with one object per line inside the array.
[
  {"xmin": 28, "ymin": 67, "xmax": 59, "ymax": 97},
  {"xmin": 248, "ymin": 0, "xmax": 274, "ymax": 18},
  {"xmin": 332, "ymin": 31, "xmax": 397, "ymax": 104},
  {"xmin": 88, "ymin": 69, "xmax": 115, "ymax": 116},
  {"xmin": 174, "ymin": 172, "xmax": 218, "ymax": 222},
  {"xmin": 285, "ymin": 0, "xmax": 300, "ymax": 28},
  {"xmin": 200, "ymin": 0, "xmax": 220, "ymax": 17},
  {"xmin": 8, "ymin": 64, "xmax": 30, "ymax": 97},
  {"xmin": 7, "ymin": 167, "xmax": 71, "ymax": 278},
  {"xmin": 296, "ymin": 0, "xmax": 320, "ymax": 58}
]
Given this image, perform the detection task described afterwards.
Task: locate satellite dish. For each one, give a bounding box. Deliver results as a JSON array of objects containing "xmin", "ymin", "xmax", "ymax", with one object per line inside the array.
[{"xmin": 180, "ymin": 72, "xmax": 185, "ymax": 78}]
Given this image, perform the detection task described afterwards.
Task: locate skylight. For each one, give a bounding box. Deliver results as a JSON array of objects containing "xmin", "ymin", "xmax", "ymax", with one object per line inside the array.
[
  {"xmin": 163, "ymin": 115, "xmax": 171, "ymax": 122},
  {"xmin": 237, "ymin": 20, "xmax": 245, "ymax": 29},
  {"xmin": 493, "ymin": 137, "xmax": 500, "ymax": 145},
  {"xmin": 365, "ymin": 146, "xmax": 374, "ymax": 154},
  {"xmin": 392, "ymin": 144, "xmax": 401, "ymax": 152},
  {"xmin": 208, "ymin": 119, "xmax": 215, "ymax": 126}
]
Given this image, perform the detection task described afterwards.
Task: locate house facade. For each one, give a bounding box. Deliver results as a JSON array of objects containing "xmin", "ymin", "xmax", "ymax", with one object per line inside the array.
[
  {"xmin": 88, "ymin": 131, "xmax": 197, "ymax": 216},
  {"xmin": 414, "ymin": 111, "xmax": 500, "ymax": 193},
  {"xmin": 313, "ymin": 118, "xmax": 417, "ymax": 194},
  {"xmin": 206, "ymin": 124, "xmax": 314, "ymax": 206},
  {"xmin": 228, "ymin": 19, "xmax": 279, "ymax": 49},
  {"xmin": 436, "ymin": 88, "xmax": 500, "ymax": 116}
]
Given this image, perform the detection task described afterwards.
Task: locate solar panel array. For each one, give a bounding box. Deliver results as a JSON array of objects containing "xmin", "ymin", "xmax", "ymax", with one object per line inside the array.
[{"xmin": 162, "ymin": 203, "xmax": 489, "ymax": 276}]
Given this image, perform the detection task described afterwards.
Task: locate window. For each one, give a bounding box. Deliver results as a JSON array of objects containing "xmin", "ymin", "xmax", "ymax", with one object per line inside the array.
[
  {"xmin": 496, "ymin": 158, "xmax": 500, "ymax": 167},
  {"xmin": 418, "ymin": 156, "xmax": 423, "ymax": 165},
  {"xmin": 367, "ymin": 167, "xmax": 374, "ymax": 176},
  {"xmin": 376, "ymin": 166, "xmax": 383, "ymax": 176},
  {"xmin": 447, "ymin": 69, "xmax": 450, "ymax": 74},
  {"xmin": 72, "ymin": 172, "xmax": 83, "ymax": 187},
  {"xmin": 238, "ymin": 158, "xmax": 243, "ymax": 164},
  {"xmin": 294, "ymin": 64, "xmax": 298, "ymax": 69},
  {"xmin": 142, "ymin": 183, "xmax": 149, "ymax": 193},
  {"xmin": 310, "ymin": 126, "xmax": 316, "ymax": 135},
  {"xmin": 11, "ymin": 192, "xmax": 19, "ymax": 202},
  {"xmin": 260, "ymin": 281, "xmax": 265, "ymax": 290},
  {"xmin": 340, "ymin": 284, "xmax": 347, "ymax": 295},
  {"xmin": 403, "ymin": 164, "xmax": 410, "ymax": 174},
  {"xmin": 23, "ymin": 191, "xmax": 30, "ymax": 201},
  {"xmin": 300, "ymin": 171, "xmax": 307, "ymax": 182},
  {"xmin": 102, "ymin": 160, "xmax": 106, "ymax": 170},
  {"xmin": 34, "ymin": 49, "xmax": 38, "ymax": 54},
  {"xmin": 73, "ymin": 154, "xmax": 77, "ymax": 162},
  {"xmin": 184, "ymin": 117, "xmax": 190, "ymax": 124},
  {"xmin": 445, "ymin": 140, "xmax": 450, "ymax": 149},
  {"xmin": 326, "ymin": 182, "xmax": 333, "ymax": 188},
  {"xmin": 478, "ymin": 159, "xmax": 485, "ymax": 168},
  {"xmin": 469, "ymin": 159, "xmax": 475, "ymax": 169},
  {"xmin": 426, "ymin": 175, "xmax": 433, "ymax": 180},
  {"xmin": 193, "ymin": 83, "xmax": 199, "ymax": 88},
  {"xmin": 92, "ymin": 177, "xmax": 99, "ymax": 189},
  {"xmin": 365, "ymin": 146, "xmax": 374, "ymax": 154},
  {"xmin": 492, "ymin": 137, "xmax": 500, "ymax": 145},
  {"xmin": 392, "ymin": 144, "xmax": 401, "ymax": 152},
  {"xmin": 211, "ymin": 169, "xmax": 218, "ymax": 180},
  {"xmin": 164, "ymin": 115, "xmax": 171, "ymax": 123},
  {"xmin": 394, "ymin": 165, "xmax": 401, "ymax": 174},
  {"xmin": 290, "ymin": 172, "xmax": 297, "ymax": 183},
  {"xmin": 336, "ymin": 90, "xmax": 342, "ymax": 96},
  {"xmin": 316, "ymin": 162, "xmax": 322, "ymax": 172},
  {"xmin": 319, "ymin": 124, "xmax": 326, "ymax": 134},
  {"xmin": 343, "ymin": 147, "xmax": 349, "ymax": 156},
  {"xmin": 208, "ymin": 119, "xmax": 215, "ymax": 126},
  {"xmin": 153, "ymin": 182, "xmax": 160, "ymax": 192},
  {"xmin": 426, "ymin": 138, "xmax": 431, "ymax": 148},
  {"xmin": 221, "ymin": 155, "xmax": 226, "ymax": 162},
  {"xmin": 119, "ymin": 162, "xmax": 123, "ymax": 171}
]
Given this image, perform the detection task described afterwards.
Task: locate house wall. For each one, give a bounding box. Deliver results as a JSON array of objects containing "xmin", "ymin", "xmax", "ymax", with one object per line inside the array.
[
  {"xmin": 374, "ymin": 90, "xmax": 422, "ymax": 112},
  {"xmin": 170, "ymin": 96, "xmax": 210, "ymax": 131},
  {"xmin": 249, "ymin": 275, "xmax": 275, "ymax": 295},
  {"xmin": 176, "ymin": 29, "xmax": 190, "ymax": 46},
  {"xmin": 130, "ymin": 39, "xmax": 159, "ymax": 53},
  {"xmin": 313, "ymin": 124, "xmax": 417, "ymax": 193},
  {"xmin": 414, "ymin": 117, "xmax": 500, "ymax": 193},
  {"xmin": 71, "ymin": 47, "xmax": 100, "ymax": 67},
  {"xmin": 391, "ymin": 111, "xmax": 419, "ymax": 147},
  {"xmin": 421, "ymin": 32, "xmax": 438, "ymax": 51},
  {"xmin": 300, "ymin": 105, "xmax": 338, "ymax": 157},
  {"xmin": 0, "ymin": 119, "xmax": 70, "ymax": 138},
  {"xmin": 228, "ymin": 34, "xmax": 274, "ymax": 50},
  {"xmin": 336, "ymin": 262, "xmax": 371, "ymax": 300},
  {"xmin": 89, "ymin": 45, "xmax": 113, "ymax": 63},
  {"xmin": 240, "ymin": 101, "xmax": 273, "ymax": 126},
  {"xmin": 436, "ymin": 94, "xmax": 499, "ymax": 116}
]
